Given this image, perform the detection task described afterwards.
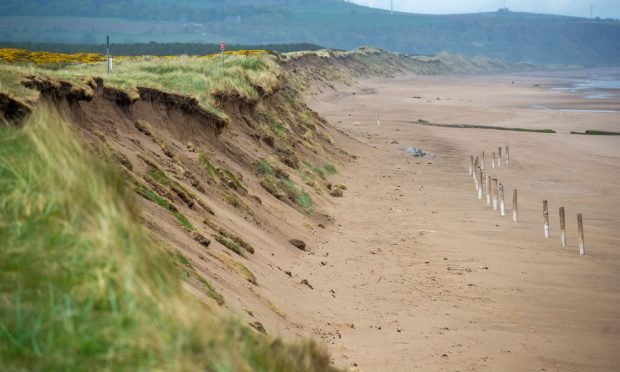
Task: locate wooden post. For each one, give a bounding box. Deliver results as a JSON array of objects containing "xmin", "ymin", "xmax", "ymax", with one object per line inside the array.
[
  {"xmin": 498, "ymin": 147, "xmax": 502, "ymax": 167},
  {"xmin": 481, "ymin": 151, "xmax": 485, "ymax": 170},
  {"xmin": 474, "ymin": 156, "xmax": 480, "ymax": 187},
  {"xmin": 474, "ymin": 166, "xmax": 480, "ymax": 192},
  {"xmin": 486, "ymin": 176, "xmax": 491, "ymax": 206},
  {"xmin": 492, "ymin": 178, "xmax": 498, "ymax": 210},
  {"xmin": 543, "ymin": 200, "xmax": 550, "ymax": 238},
  {"xmin": 469, "ymin": 155, "xmax": 473, "ymax": 176},
  {"xmin": 512, "ymin": 189, "xmax": 518, "ymax": 222},
  {"xmin": 559, "ymin": 207, "xmax": 566, "ymax": 247},
  {"xmin": 477, "ymin": 168, "xmax": 483, "ymax": 199},
  {"xmin": 492, "ymin": 152, "xmax": 496, "ymax": 168},
  {"xmin": 577, "ymin": 213, "xmax": 585, "ymax": 255},
  {"xmin": 506, "ymin": 144, "xmax": 510, "ymax": 164},
  {"xmin": 499, "ymin": 183, "xmax": 505, "ymax": 216}
]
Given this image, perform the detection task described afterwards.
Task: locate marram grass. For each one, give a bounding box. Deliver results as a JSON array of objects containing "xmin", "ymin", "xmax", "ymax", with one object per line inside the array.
[
  {"xmin": 0, "ymin": 53, "xmax": 281, "ymax": 121},
  {"xmin": 0, "ymin": 106, "xmax": 337, "ymax": 371}
]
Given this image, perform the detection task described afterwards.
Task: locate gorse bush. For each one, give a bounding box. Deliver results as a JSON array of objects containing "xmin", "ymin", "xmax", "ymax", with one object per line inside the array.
[{"xmin": 0, "ymin": 106, "xmax": 337, "ymax": 371}]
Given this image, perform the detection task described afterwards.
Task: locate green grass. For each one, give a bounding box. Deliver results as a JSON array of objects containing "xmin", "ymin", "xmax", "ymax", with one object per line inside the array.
[
  {"xmin": 204, "ymin": 217, "xmax": 255, "ymax": 255},
  {"xmin": 0, "ymin": 106, "xmax": 336, "ymax": 371},
  {"xmin": 255, "ymin": 158, "xmax": 276, "ymax": 177},
  {"xmin": 135, "ymin": 183, "xmax": 194, "ymax": 231},
  {"xmin": 323, "ymin": 163, "xmax": 337, "ymax": 174},
  {"xmin": 280, "ymin": 179, "xmax": 314, "ymax": 213},
  {"xmin": 198, "ymin": 151, "xmax": 218, "ymax": 178},
  {"xmin": 218, "ymin": 168, "xmax": 247, "ymax": 191},
  {"xmin": 0, "ymin": 55, "xmax": 282, "ymax": 121},
  {"xmin": 196, "ymin": 276, "xmax": 226, "ymax": 306},
  {"xmin": 282, "ymin": 91, "xmax": 299, "ymax": 106},
  {"xmin": 175, "ymin": 250, "xmax": 193, "ymax": 267},
  {"xmin": 256, "ymin": 158, "xmax": 314, "ymax": 212},
  {"xmin": 208, "ymin": 251, "xmax": 258, "ymax": 286},
  {"xmin": 262, "ymin": 111, "xmax": 287, "ymax": 138},
  {"xmin": 215, "ymin": 235, "xmax": 244, "ymax": 256},
  {"xmin": 175, "ymin": 250, "xmax": 226, "ymax": 306}
]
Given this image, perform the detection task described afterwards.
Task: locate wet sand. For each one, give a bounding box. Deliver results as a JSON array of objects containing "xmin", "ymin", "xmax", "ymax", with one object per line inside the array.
[{"xmin": 296, "ymin": 70, "xmax": 620, "ymax": 371}]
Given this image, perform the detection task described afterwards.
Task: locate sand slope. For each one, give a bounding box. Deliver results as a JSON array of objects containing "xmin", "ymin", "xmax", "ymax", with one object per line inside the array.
[{"xmin": 298, "ymin": 71, "xmax": 620, "ymax": 371}]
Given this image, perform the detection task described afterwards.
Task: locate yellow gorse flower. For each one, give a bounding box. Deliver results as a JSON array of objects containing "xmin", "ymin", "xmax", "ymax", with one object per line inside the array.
[{"xmin": 0, "ymin": 48, "xmax": 270, "ymax": 65}]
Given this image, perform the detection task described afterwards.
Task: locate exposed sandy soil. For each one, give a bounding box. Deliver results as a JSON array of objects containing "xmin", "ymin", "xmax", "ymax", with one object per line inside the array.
[{"xmin": 293, "ymin": 70, "xmax": 620, "ymax": 371}]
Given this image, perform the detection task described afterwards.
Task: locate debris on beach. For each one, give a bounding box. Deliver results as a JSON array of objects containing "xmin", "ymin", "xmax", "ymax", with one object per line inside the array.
[{"xmin": 405, "ymin": 147, "xmax": 426, "ymax": 157}]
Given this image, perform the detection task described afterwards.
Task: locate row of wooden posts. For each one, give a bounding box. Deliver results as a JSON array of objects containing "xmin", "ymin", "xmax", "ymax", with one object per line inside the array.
[{"xmin": 468, "ymin": 145, "xmax": 586, "ymax": 255}]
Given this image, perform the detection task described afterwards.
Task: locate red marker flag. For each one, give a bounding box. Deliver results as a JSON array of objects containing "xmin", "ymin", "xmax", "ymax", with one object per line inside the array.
[{"xmin": 220, "ymin": 41, "xmax": 225, "ymax": 51}]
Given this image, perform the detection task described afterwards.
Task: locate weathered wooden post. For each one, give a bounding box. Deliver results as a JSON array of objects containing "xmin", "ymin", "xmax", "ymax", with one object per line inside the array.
[
  {"xmin": 543, "ymin": 200, "xmax": 550, "ymax": 238},
  {"xmin": 506, "ymin": 145, "xmax": 510, "ymax": 164},
  {"xmin": 577, "ymin": 213, "xmax": 585, "ymax": 255},
  {"xmin": 475, "ymin": 155, "xmax": 479, "ymax": 171},
  {"xmin": 492, "ymin": 178, "xmax": 498, "ymax": 210},
  {"xmin": 486, "ymin": 175, "xmax": 491, "ymax": 206},
  {"xmin": 481, "ymin": 151, "xmax": 486, "ymax": 170},
  {"xmin": 477, "ymin": 167, "xmax": 483, "ymax": 199},
  {"xmin": 469, "ymin": 155, "xmax": 474, "ymax": 176},
  {"xmin": 492, "ymin": 152, "xmax": 496, "ymax": 168},
  {"xmin": 512, "ymin": 189, "xmax": 518, "ymax": 222},
  {"xmin": 559, "ymin": 207, "xmax": 566, "ymax": 247},
  {"xmin": 499, "ymin": 183, "xmax": 505, "ymax": 216},
  {"xmin": 474, "ymin": 167, "xmax": 480, "ymax": 192},
  {"xmin": 498, "ymin": 147, "xmax": 502, "ymax": 167}
]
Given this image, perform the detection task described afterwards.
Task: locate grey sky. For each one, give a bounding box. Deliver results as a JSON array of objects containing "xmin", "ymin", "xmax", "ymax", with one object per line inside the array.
[{"xmin": 349, "ymin": 0, "xmax": 620, "ymax": 19}]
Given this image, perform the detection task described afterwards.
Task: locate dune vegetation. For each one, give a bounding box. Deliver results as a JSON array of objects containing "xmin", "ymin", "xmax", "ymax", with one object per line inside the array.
[
  {"xmin": 0, "ymin": 106, "xmax": 337, "ymax": 371},
  {"xmin": 0, "ymin": 51, "xmax": 281, "ymax": 120}
]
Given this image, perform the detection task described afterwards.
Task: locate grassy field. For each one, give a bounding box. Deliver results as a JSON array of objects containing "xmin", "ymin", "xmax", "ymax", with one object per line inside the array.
[
  {"xmin": 0, "ymin": 53, "xmax": 281, "ymax": 121},
  {"xmin": 0, "ymin": 106, "xmax": 337, "ymax": 371}
]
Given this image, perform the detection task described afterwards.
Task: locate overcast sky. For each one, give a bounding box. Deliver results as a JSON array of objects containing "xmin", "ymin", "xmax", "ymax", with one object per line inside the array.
[{"xmin": 349, "ymin": 0, "xmax": 620, "ymax": 19}]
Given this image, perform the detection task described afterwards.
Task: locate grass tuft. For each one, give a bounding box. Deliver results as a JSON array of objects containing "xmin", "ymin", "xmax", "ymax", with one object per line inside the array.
[
  {"xmin": 198, "ymin": 151, "xmax": 218, "ymax": 178},
  {"xmin": 134, "ymin": 183, "xmax": 194, "ymax": 231},
  {"xmin": 215, "ymin": 235, "xmax": 244, "ymax": 256},
  {"xmin": 208, "ymin": 251, "xmax": 257, "ymax": 285}
]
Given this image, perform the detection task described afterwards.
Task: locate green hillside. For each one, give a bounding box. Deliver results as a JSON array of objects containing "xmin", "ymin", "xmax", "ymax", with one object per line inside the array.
[{"xmin": 1, "ymin": 0, "xmax": 620, "ymax": 65}]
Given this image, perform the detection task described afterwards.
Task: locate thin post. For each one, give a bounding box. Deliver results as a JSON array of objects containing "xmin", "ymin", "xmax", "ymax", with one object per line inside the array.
[
  {"xmin": 477, "ymin": 168, "xmax": 483, "ymax": 199},
  {"xmin": 577, "ymin": 213, "xmax": 585, "ymax": 255},
  {"xmin": 499, "ymin": 183, "xmax": 505, "ymax": 216},
  {"xmin": 543, "ymin": 200, "xmax": 550, "ymax": 238},
  {"xmin": 474, "ymin": 155, "xmax": 479, "ymax": 184},
  {"xmin": 481, "ymin": 151, "xmax": 485, "ymax": 170},
  {"xmin": 559, "ymin": 207, "xmax": 566, "ymax": 247},
  {"xmin": 512, "ymin": 189, "xmax": 518, "ymax": 222},
  {"xmin": 469, "ymin": 155, "xmax": 473, "ymax": 176},
  {"xmin": 474, "ymin": 167, "xmax": 480, "ymax": 191},
  {"xmin": 486, "ymin": 175, "xmax": 491, "ymax": 206},
  {"xmin": 506, "ymin": 145, "xmax": 510, "ymax": 164},
  {"xmin": 492, "ymin": 178, "xmax": 498, "ymax": 210},
  {"xmin": 498, "ymin": 147, "xmax": 502, "ymax": 167},
  {"xmin": 492, "ymin": 152, "xmax": 496, "ymax": 168},
  {"xmin": 106, "ymin": 35, "xmax": 110, "ymax": 75}
]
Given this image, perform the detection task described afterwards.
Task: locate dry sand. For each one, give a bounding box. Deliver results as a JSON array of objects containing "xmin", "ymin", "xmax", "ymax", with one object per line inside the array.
[{"xmin": 292, "ymin": 70, "xmax": 620, "ymax": 371}]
